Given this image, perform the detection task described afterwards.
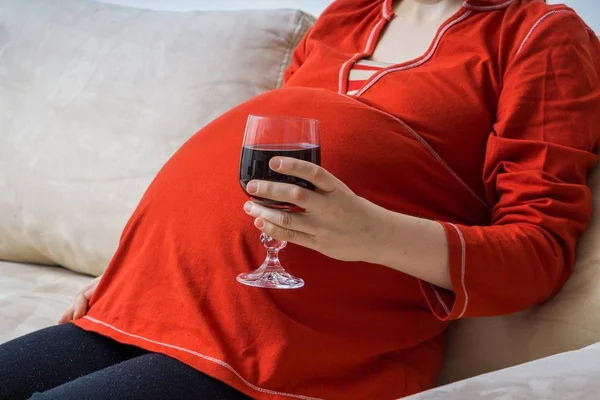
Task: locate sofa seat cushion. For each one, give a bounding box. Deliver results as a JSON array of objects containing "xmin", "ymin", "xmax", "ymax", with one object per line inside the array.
[{"xmin": 0, "ymin": 261, "xmax": 90, "ymax": 344}]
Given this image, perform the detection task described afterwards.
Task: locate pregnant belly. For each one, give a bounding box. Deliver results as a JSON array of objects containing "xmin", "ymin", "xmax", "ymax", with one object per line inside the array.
[
  {"xmin": 164, "ymin": 87, "xmax": 483, "ymax": 221},
  {"xmin": 84, "ymin": 87, "xmax": 482, "ymax": 399}
]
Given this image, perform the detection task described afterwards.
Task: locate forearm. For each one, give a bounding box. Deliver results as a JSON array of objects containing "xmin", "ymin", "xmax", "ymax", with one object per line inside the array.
[{"xmin": 366, "ymin": 203, "xmax": 452, "ymax": 290}]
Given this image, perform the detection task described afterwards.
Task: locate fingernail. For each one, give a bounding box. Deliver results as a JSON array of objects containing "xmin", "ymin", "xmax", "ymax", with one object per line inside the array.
[
  {"xmin": 270, "ymin": 157, "xmax": 282, "ymax": 171},
  {"xmin": 244, "ymin": 202, "xmax": 253, "ymax": 213},
  {"xmin": 255, "ymin": 218, "xmax": 264, "ymax": 228},
  {"xmin": 246, "ymin": 181, "xmax": 258, "ymax": 194}
]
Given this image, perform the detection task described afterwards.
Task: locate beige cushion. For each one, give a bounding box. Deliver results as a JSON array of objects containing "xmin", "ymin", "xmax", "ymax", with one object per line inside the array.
[
  {"xmin": 439, "ymin": 163, "xmax": 600, "ymax": 384},
  {"xmin": 0, "ymin": 261, "xmax": 90, "ymax": 343},
  {"xmin": 0, "ymin": 0, "xmax": 314, "ymax": 276}
]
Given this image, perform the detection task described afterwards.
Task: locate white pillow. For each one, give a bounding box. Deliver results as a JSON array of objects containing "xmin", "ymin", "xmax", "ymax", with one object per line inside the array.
[{"xmin": 0, "ymin": 0, "xmax": 314, "ymax": 276}]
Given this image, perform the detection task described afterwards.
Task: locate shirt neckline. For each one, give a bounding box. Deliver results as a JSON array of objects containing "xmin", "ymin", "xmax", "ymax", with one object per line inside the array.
[{"xmin": 340, "ymin": 1, "xmax": 470, "ymax": 95}]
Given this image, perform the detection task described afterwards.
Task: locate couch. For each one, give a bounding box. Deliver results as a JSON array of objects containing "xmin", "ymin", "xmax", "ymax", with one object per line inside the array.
[{"xmin": 1, "ymin": 0, "xmax": 599, "ymax": 396}]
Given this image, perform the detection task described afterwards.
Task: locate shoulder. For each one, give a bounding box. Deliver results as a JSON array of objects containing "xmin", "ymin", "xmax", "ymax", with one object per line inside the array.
[
  {"xmin": 497, "ymin": 0, "xmax": 595, "ymax": 56},
  {"xmin": 316, "ymin": 0, "xmax": 386, "ymax": 17},
  {"xmin": 304, "ymin": 0, "xmax": 387, "ymax": 47},
  {"xmin": 310, "ymin": 0, "xmax": 386, "ymax": 29}
]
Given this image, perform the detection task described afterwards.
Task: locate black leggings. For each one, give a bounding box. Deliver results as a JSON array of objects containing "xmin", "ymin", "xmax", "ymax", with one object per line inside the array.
[{"xmin": 0, "ymin": 324, "xmax": 250, "ymax": 400}]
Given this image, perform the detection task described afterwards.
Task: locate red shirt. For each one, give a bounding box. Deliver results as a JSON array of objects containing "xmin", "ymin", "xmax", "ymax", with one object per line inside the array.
[
  {"xmin": 285, "ymin": 0, "xmax": 600, "ymax": 321},
  {"xmin": 75, "ymin": 1, "xmax": 600, "ymax": 399}
]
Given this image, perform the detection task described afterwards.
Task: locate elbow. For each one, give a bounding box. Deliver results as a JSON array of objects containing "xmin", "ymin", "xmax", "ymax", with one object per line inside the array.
[{"xmin": 531, "ymin": 225, "xmax": 577, "ymax": 302}]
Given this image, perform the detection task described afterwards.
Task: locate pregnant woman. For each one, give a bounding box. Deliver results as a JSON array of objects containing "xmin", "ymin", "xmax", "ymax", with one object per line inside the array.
[{"xmin": 1, "ymin": 0, "xmax": 599, "ymax": 399}]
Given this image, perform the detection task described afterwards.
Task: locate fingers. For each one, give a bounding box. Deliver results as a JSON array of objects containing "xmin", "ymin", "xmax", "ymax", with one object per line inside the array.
[
  {"xmin": 83, "ymin": 276, "xmax": 100, "ymax": 298},
  {"xmin": 58, "ymin": 276, "xmax": 100, "ymax": 324},
  {"xmin": 244, "ymin": 202, "xmax": 314, "ymax": 234},
  {"xmin": 254, "ymin": 218, "xmax": 317, "ymax": 250},
  {"xmin": 246, "ymin": 180, "xmax": 320, "ymax": 209},
  {"xmin": 270, "ymin": 157, "xmax": 338, "ymax": 192},
  {"xmin": 83, "ymin": 285, "xmax": 96, "ymax": 299},
  {"xmin": 72, "ymin": 293, "xmax": 89, "ymax": 320},
  {"xmin": 58, "ymin": 305, "xmax": 75, "ymax": 324},
  {"xmin": 81, "ymin": 277, "xmax": 98, "ymax": 293}
]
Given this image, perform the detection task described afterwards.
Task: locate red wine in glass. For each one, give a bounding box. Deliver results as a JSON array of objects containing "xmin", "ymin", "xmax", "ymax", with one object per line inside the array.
[
  {"xmin": 240, "ymin": 143, "xmax": 321, "ymax": 209},
  {"xmin": 237, "ymin": 115, "xmax": 321, "ymax": 289}
]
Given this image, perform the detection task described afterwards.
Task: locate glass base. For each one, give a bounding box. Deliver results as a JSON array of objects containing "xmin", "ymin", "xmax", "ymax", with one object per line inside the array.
[
  {"xmin": 237, "ymin": 270, "xmax": 304, "ymax": 289},
  {"xmin": 237, "ymin": 234, "xmax": 304, "ymax": 289}
]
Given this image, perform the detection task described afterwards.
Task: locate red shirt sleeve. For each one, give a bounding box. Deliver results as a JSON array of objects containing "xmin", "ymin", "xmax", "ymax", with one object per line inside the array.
[
  {"xmin": 421, "ymin": 11, "xmax": 600, "ymax": 320},
  {"xmin": 283, "ymin": 25, "xmax": 313, "ymax": 85}
]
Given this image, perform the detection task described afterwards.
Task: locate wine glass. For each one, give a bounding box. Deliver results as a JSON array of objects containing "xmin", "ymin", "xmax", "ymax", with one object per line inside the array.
[{"xmin": 238, "ymin": 115, "xmax": 321, "ymax": 289}]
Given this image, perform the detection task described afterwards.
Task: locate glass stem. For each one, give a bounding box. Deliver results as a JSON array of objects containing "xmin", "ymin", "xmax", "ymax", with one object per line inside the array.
[{"xmin": 260, "ymin": 233, "xmax": 287, "ymax": 272}]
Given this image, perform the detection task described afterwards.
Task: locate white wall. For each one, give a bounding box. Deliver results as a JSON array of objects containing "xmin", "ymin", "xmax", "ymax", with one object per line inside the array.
[
  {"xmin": 99, "ymin": 0, "xmax": 333, "ymax": 16},
  {"xmin": 100, "ymin": 1, "xmax": 598, "ymax": 31}
]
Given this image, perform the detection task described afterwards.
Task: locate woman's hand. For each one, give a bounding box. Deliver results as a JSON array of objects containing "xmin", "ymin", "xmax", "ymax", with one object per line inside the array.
[
  {"xmin": 58, "ymin": 275, "xmax": 101, "ymax": 324},
  {"xmin": 243, "ymin": 157, "xmax": 452, "ymax": 289},
  {"xmin": 243, "ymin": 157, "xmax": 389, "ymax": 263}
]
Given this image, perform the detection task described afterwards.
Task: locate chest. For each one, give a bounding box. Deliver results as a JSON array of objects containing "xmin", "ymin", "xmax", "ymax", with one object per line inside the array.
[
  {"xmin": 285, "ymin": 12, "xmax": 501, "ymax": 196},
  {"xmin": 370, "ymin": 16, "xmax": 445, "ymax": 65}
]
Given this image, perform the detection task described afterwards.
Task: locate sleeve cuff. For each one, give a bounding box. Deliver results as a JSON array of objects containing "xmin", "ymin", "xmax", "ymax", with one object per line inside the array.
[{"xmin": 419, "ymin": 222, "xmax": 469, "ymax": 321}]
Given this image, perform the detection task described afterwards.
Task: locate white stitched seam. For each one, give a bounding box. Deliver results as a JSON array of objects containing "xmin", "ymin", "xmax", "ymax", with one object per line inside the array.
[
  {"xmin": 430, "ymin": 284, "xmax": 451, "ymax": 316},
  {"xmin": 517, "ymin": 10, "xmax": 572, "ymax": 55},
  {"xmin": 448, "ymin": 224, "xmax": 469, "ymax": 318},
  {"xmin": 82, "ymin": 316, "xmax": 324, "ymax": 400},
  {"xmin": 355, "ymin": 10, "xmax": 472, "ymax": 97},
  {"xmin": 365, "ymin": 18, "xmax": 386, "ymax": 56},
  {"xmin": 341, "ymin": 94, "xmax": 491, "ymax": 211},
  {"xmin": 338, "ymin": 53, "xmax": 360, "ymax": 94},
  {"xmin": 463, "ymin": 0, "xmax": 515, "ymax": 11},
  {"xmin": 382, "ymin": 0, "xmax": 392, "ymax": 21},
  {"xmin": 337, "ymin": 17, "xmax": 385, "ymax": 94}
]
